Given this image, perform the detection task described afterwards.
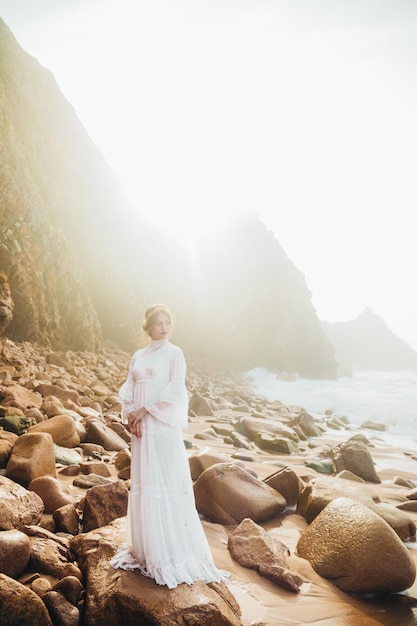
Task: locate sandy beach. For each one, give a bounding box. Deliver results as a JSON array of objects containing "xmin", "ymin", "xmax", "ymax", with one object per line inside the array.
[{"xmin": 183, "ymin": 412, "xmax": 417, "ymax": 626}]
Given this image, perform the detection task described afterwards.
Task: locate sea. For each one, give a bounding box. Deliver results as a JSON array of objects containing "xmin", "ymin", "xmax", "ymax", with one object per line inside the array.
[{"xmin": 245, "ymin": 368, "xmax": 417, "ymax": 450}]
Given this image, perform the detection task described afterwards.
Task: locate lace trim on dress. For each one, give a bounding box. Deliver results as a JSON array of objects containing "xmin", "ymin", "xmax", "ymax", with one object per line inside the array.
[{"xmin": 110, "ymin": 544, "xmax": 229, "ymax": 589}]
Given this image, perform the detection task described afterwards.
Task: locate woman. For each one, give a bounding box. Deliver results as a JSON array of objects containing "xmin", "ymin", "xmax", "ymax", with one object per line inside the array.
[{"xmin": 110, "ymin": 304, "xmax": 223, "ymax": 589}]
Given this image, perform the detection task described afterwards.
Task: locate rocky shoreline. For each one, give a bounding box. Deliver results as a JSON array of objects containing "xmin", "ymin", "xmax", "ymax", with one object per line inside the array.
[{"xmin": 1, "ymin": 337, "xmax": 417, "ymax": 625}]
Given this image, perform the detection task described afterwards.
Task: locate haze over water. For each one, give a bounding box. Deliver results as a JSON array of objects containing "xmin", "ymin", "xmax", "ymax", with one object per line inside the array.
[{"xmin": 247, "ymin": 368, "xmax": 417, "ymax": 443}]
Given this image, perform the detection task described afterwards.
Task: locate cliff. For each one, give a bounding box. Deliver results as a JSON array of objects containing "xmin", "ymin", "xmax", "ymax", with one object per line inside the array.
[
  {"xmin": 0, "ymin": 18, "xmax": 336, "ymax": 378},
  {"xmin": 322, "ymin": 307, "xmax": 417, "ymax": 373}
]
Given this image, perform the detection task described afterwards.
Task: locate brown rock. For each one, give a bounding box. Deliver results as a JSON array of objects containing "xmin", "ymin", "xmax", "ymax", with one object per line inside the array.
[
  {"xmin": 53, "ymin": 503, "xmax": 80, "ymax": 535},
  {"xmin": 0, "ymin": 475, "xmax": 44, "ymax": 530},
  {"xmin": 28, "ymin": 475, "xmax": 76, "ymax": 514},
  {"xmin": 298, "ymin": 476, "xmax": 416, "ymax": 541},
  {"xmin": 228, "ymin": 518, "xmax": 303, "ymax": 592},
  {"xmin": 0, "ymin": 529, "xmax": 31, "ymax": 578},
  {"xmin": 6, "ymin": 432, "xmax": 57, "ymax": 487},
  {"xmin": 189, "ymin": 450, "xmax": 232, "ymax": 480},
  {"xmin": 80, "ymin": 461, "xmax": 111, "ymax": 477},
  {"xmin": 194, "ymin": 462, "xmax": 286, "ymax": 524},
  {"xmin": 82, "ymin": 480, "xmax": 128, "ymax": 532},
  {"xmin": 189, "ymin": 392, "xmax": 214, "ymax": 416},
  {"xmin": 288, "ymin": 411, "xmax": 324, "ymax": 437},
  {"xmin": 70, "ymin": 519, "xmax": 242, "ymax": 626},
  {"xmin": 114, "ymin": 448, "xmax": 131, "ymax": 472},
  {"xmin": 263, "ymin": 467, "xmax": 303, "ymax": 506},
  {"xmin": 331, "ymin": 439, "xmax": 380, "ymax": 483},
  {"xmin": 85, "ymin": 419, "xmax": 129, "ymax": 451},
  {"xmin": 28, "ymin": 413, "xmax": 80, "ymax": 448},
  {"xmin": 42, "ymin": 590, "xmax": 82, "ymax": 626},
  {"xmin": 0, "ymin": 429, "xmax": 17, "ymax": 468},
  {"xmin": 235, "ymin": 416, "xmax": 298, "ymax": 442},
  {"xmin": 24, "ymin": 526, "xmax": 74, "ymax": 579},
  {"xmin": 0, "ymin": 574, "xmax": 53, "ymax": 625},
  {"xmin": 31, "ymin": 576, "xmax": 52, "ymax": 598},
  {"xmin": 296, "ymin": 497, "xmax": 416, "ymax": 594},
  {"xmin": 52, "ymin": 575, "xmax": 84, "ymax": 605},
  {"xmin": 35, "ymin": 383, "xmax": 80, "ymax": 404},
  {"xmin": 1, "ymin": 383, "xmax": 43, "ymax": 410}
]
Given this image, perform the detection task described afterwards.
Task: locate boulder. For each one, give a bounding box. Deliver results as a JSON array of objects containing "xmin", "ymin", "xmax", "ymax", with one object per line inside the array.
[
  {"xmin": 35, "ymin": 383, "xmax": 80, "ymax": 405},
  {"xmin": 288, "ymin": 411, "xmax": 324, "ymax": 437},
  {"xmin": 53, "ymin": 503, "xmax": 80, "ymax": 535},
  {"xmin": 255, "ymin": 433, "xmax": 298, "ymax": 454},
  {"xmin": 70, "ymin": 518, "xmax": 242, "ymax": 626},
  {"xmin": 0, "ymin": 529, "xmax": 31, "ymax": 578},
  {"xmin": 6, "ymin": 432, "xmax": 57, "ymax": 487},
  {"xmin": 28, "ymin": 414, "xmax": 80, "ymax": 448},
  {"xmin": 263, "ymin": 467, "xmax": 303, "ymax": 506},
  {"xmin": 0, "ymin": 415, "xmax": 35, "ymax": 436},
  {"xmin": 228, "ymin": 518, "xmax": 303, "ymax": 592},
  {"xmin": 297, "ymin": 476, "xmax": 416, "ymax": 541},
  {"xmin": 0, "ymin": 574, "xmax": 53, "ymax": 625},
  {"xmin": 0, "ymin": 384, "xmax": 42, "ymax": 411},
  {"xmin": 330, "ymin": 439, "xmax": 381, "ymax": 483},
  {"xmin": 23, "ymin": 525, "xmax": 80, "ymax": 580},
  {"xmin": 28, "ymin": 475, "xmax": 76, "ymax": 514},
  {"xmin": 189, "ymin": 392, "xmax": 214, "ymax": 416},
  {"xmin": 194, "ymin": 462, "xmax": 286, "ymax": 524},
  {"xmin": 82, "ymin": 480, "xmax": 129, "ymax": 532},
  {"xmin": 189, "ymin": 450, "xmax": 232, "ymax": 480},
  {"xmin": 85, "ymin": 419, "xmax": 129, "ymax": 451},
  {"xmin": 0, "ymin": 429, "xmax": 18, "ymax": 468},
  {"xmin": 235, "ymin": 416, "xmax": 298, "ymax": 442},
  {"xmin": 296, "ymin": 497, "xmax": 416, "ymax": 594},
  {"xmin": 42, "ymin": 590, "xmax": 82, "ymax": 626},
  {"xmin": 0, "ymin": 475, "xmax": 44, "ymax": 530}
]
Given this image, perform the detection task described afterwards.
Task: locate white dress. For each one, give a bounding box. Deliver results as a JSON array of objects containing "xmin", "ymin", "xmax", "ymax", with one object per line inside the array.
[{"xmin": 110, "ymin": 339, "xmax": 223, "ymax": 589}]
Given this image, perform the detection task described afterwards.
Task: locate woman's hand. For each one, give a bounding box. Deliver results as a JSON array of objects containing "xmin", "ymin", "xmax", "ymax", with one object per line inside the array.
[{"xmin": 128, "ymin": 408, "xmax": 147, "ymax": 438}]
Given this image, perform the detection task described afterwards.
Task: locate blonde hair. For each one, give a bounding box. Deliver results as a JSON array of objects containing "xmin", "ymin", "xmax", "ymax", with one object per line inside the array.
[{"xmin": 142, "ymin": 304, "xmax": 173, "ymax": 336}]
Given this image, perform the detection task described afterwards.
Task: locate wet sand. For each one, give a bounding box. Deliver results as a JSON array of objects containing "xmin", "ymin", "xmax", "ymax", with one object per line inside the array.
[{"xmin": 184, "ymin": 415, "xmax": 417, "ymax": 626}]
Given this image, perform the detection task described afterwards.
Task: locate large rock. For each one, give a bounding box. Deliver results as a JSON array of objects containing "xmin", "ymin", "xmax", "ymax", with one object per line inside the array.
[
  {"xmin": 0, "ymin": 475, "xmax": 44, "ymax": 530},
  {"xmin": 297, "ymin": 476, "xmax": 416, "ymax": 541},
  {"xmin": 330, "ymin": 439, "xmax": 381, "ymax": 483},
  {"xmin": 296, "ymin": 497, "xmax": 416, "ymax": 594},
  {"xmin": 0, "ymin": 383, "xmax": 43, "ymax": 411},
  {"xmin": 193, "ymin": 462, "xmax": 286, "ymax": 524},
  {"xmin": 85, "ymin": 419, "xmax": 129, "ymax": 451},
  {"xmin": 235, "ymin": 416, "xmax": 299, "ymax": 442},
  {"xmin": 82, "ymin": 481, "xmax": 128, "ymax": 532},
  {"xmin": 0, "ymin": 574, "xmax": 53, "ymax": 625},
  {"xmin": 228, "ymin": 518, "xmax": 303, "ymax": 592},
  {"xmin": 28, "ymin": 413, "xmax": 80, "ymax": 448},
  {"xmin": 24, "ymin": 525, "xmax": 80, "ymax": 580},
  {"xmin": 263, "ymin": 467, "xmax": 303, "ymax": 506},
  {"xmin": 28, "ymin": 475, "xmax": 76, "ymax": 514},
  {"xmin": 6, "ymin": 432, "xmax": 57, "ymax": 486},
  {"xmin": 0, "ymin": 529, "xmax": 31, "ymax": 578},
  {"xmin": 0, "ymin": 429, "xmax": 17, "ymax": 468},
  {"xmin": 71, "ymin": 518, "xmax": 242, "ymax": 626},
  {"xmin": 189, "ymin": 450, "xmax": 235, "ymax": 481}
]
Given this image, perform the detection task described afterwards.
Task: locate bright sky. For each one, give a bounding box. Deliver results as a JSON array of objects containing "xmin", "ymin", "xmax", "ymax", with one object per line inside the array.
[{"xmin": 1, "ymin": 0, "xmax": 417, "ymax": 349}]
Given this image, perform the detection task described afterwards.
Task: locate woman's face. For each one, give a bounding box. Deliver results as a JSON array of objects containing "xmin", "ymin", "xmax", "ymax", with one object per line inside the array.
[{"xmin": 150, "ymin": 313, "xmax": 172, "ymax": 340}]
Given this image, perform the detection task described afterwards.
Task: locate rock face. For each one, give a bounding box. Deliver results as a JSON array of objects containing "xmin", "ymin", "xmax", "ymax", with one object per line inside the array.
[
  {"xmin": 322, "ymin": 307, "xmax": 417, "ymax": 372},
  {"xmin": 0, "ymin": 18, "xmax": 337, "ymax": 378}
]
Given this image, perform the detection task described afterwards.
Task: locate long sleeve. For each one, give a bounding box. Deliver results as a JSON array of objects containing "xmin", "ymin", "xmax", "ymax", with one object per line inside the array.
[
  {"xmin": 119, "ymin": 357, "xmax": 136, "ymax": 424},
  {"xmin": 144, "ymin": 347, "xmax": 189, "ymax": 428}
]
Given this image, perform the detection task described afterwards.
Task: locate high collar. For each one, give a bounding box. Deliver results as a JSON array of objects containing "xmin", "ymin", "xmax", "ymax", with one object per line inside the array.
[{"xmin": 147, "ymin": 338, "xmax": 168, "ymax": 351}]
